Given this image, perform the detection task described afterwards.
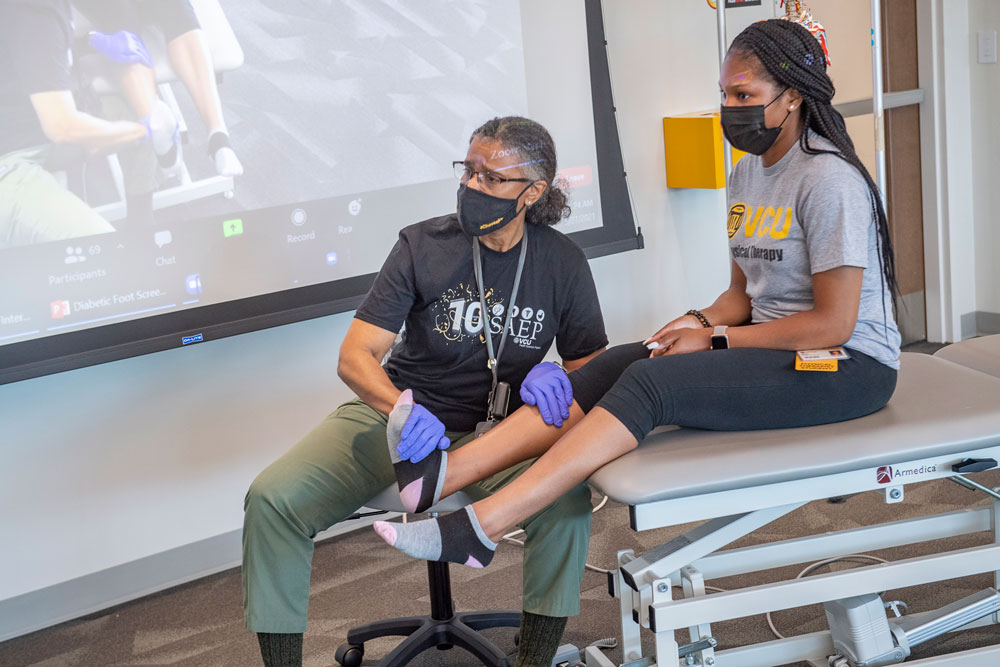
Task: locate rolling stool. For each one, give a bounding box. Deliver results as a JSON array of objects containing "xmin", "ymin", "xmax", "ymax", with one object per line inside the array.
[{"xmin": 335, "ymin": 485, "xmax": 521, "ymax": 667}]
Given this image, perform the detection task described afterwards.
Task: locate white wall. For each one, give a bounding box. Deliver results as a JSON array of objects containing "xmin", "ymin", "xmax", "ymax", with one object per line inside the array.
[
  {"xmin": 813, "ymin": 0, "xmax": 879, "ymax": 176},
  {"xmin": 0, "ymin": 0, "xmax": 734, "ymax": 609},
  {"xmin": 970, "ymin": 0, "xmax": 1000, "ymax": 314},
  {"xmin": 0, "ymin": 312, "xmax": 352, "ymax": 600},
  {"xmin": 918, "ymin": 0, "xmax": 980, "ymax": 341}
]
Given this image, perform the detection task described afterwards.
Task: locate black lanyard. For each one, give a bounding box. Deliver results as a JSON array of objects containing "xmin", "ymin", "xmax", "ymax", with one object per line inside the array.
[{"xmin": 471, "ymin": 225, "xmax": 528, "ymax": 394}]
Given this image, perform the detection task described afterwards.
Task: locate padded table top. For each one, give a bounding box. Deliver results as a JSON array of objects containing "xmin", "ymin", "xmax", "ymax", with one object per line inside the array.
[
  {"xmin": 935, "ymin": 334, "xmax": 1000, "ymax": 379},
  {"xmin": 589, "ymin": 353, "xmax": 1000, "ymax": 506}
]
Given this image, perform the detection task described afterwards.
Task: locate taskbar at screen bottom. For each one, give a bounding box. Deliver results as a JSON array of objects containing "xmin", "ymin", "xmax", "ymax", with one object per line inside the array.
[
  {"xmin": 0, "ymin": 178, "xmax": 461, "ymax": 349},
  {"xmin": 0, "ymin": 271, "xmax": 379, "ymax": 386},
  {"xmin": 0, "ymin": 174, "xmax": 604, "ymax": 350}
]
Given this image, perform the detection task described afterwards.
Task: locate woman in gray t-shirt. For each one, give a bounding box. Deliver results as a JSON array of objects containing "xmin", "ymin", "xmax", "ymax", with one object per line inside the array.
[{"xmin": 375, "ymin": 19, "xmax": 901, "ymax": 575}]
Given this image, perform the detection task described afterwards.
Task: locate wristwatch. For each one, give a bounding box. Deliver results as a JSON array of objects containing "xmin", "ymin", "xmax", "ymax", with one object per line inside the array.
[{"xmin": 710, "ymin": 325, "xmax": 729, "ymax": 350}]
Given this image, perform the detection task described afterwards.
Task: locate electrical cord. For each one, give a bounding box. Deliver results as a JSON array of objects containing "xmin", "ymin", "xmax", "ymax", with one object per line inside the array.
[
  {"xmin": 764, "ymin": 554, "xmax": 891, "ymax": 639},
  {"xmin": 592, "ymin": 495, "xmax": 610, "ymax": 512}
]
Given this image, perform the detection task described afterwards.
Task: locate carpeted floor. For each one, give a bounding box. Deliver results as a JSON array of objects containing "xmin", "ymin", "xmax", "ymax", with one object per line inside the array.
[
  {"xmin": 2, "ymin": 473, "xmax": 999, "ymax": 667},
  {"xmin": 4, "ymin": 341, "xmax": 1000, "ymax": 666}
]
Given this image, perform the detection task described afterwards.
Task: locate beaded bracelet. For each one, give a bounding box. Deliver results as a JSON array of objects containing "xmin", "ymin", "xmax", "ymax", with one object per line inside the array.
[{"xmin": 685, "ymin": 309, "xmax": 711, "ymax": 328}]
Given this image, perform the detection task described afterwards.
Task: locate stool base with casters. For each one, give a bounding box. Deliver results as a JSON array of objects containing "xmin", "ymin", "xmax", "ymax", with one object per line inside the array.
[
  {"xmin": 335, "ymin": 560, "xmax": 519, "ymax": 666},
  {"xmin": 336, "ymin": 485, "xmax": 521, "ymax": 666}
]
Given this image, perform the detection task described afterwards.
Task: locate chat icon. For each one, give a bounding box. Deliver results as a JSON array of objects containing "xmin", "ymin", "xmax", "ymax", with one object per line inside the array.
[{"xmin": 154, "ymin": 230, "xmax": 173, "ymax": 248}]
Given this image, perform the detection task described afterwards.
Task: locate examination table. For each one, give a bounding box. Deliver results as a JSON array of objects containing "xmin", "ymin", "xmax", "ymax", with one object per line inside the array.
[{"xmin": 586, "ymin": 351, "xmax": 1000, "ymax": 667}]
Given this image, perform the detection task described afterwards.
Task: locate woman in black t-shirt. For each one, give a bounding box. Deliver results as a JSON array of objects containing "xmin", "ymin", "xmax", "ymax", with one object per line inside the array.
[{"xmin": 243, "ymin": 116, "xmax": 608, "ymax": 667}]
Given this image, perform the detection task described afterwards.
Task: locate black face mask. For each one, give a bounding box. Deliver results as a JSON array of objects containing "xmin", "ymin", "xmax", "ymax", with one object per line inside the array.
[
  {"xmin": 456, "ymin": 183, "xmax": 531, "ymax": 237},
  {"xmin": 720, "ymin": 88, "xmax": 791, "ymax": 155}
]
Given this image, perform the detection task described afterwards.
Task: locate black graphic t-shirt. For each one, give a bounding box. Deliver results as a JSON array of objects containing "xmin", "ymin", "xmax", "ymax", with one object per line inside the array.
[
  {"xmin": 0, "ymin": 0, "xmax": 75, "ymax": 155},
  {"xmin": 355, "ymin": 214, "xmax": 608, "ymax": 432}
]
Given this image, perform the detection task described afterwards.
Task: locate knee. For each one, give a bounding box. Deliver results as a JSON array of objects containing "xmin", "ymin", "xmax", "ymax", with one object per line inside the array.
[
  {"xmin": 569, "ymin": 342, "xmax": 649, "ymax": 412},
  {"xmin": 619, "ymin": 355, "xmax": 658, "ymax": 384},
  {"xmin": 244, "ymin": 469, "xmax": 273, "ymax": 514},
  {"xmin": 611, "ymin": 357, "xmax": 666, "ymax": 407},
  {"xmin": 244, "ymin": 465, "xmax": 301, "ymax": 523}
]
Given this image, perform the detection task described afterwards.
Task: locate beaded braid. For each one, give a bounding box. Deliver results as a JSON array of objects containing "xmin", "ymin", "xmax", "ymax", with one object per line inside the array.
[{"xmin": 729, "ymin": 19, "xmax": 899, "ymax": 302}]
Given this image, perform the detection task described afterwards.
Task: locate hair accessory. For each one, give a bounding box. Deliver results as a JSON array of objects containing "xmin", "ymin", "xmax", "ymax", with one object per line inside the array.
[{"xmin": 777, "ymin": 1, "xmax": 832, "ymax": 65}]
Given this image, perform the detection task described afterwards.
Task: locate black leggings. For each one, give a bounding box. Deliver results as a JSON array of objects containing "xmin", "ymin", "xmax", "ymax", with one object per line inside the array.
[
  {"xmin": 568, "ymin": 343, "xmax": 898, "ymax": 442},
  {"xmin": 75, "ymin": 0, "xmax": 200, "ymax": 43}
]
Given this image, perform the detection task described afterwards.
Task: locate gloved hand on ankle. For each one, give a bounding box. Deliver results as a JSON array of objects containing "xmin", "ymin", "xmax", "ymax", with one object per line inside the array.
[
  {"xmin": 140, "ymin": 100, "xmax": 179, "ymax": 155},
  {"xmin": 398, "ymin": 403, "xmax": 450, "ymax": 463},
  {"xmin": 520, "ymin": 361, "xmax": 572, "ymax": 427},
  {"xmin": 89, "ymin": 30, "xmax": 153, "ymax": 68},
  {"xmin": 140, "ymin": 100, "xmax": 182, "ymax": 176}
]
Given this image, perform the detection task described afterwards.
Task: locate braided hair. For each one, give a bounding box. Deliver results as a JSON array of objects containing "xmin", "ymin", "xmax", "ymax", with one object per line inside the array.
[
  {"xmin": 470, "ymin": 116, "xmax": 571, "ymax": 227},
  {"xmin": 729, "ymin": 19, "xmax": 899, "ymax": 301}
]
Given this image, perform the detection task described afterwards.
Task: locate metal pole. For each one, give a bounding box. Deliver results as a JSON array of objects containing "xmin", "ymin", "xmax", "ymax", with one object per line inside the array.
[
  {"xmin": 871, "ymin": 0, "xmax": 887, "ymax": 208},
  {"xmin": 717, "ymin": 1, "xmax": 732, "ymax": 185}
]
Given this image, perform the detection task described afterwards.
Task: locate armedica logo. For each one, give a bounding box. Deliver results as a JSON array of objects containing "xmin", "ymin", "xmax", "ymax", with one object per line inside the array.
[{"xmin": 876, "ymin": 463, "xmax": 937, "ymax": 484}]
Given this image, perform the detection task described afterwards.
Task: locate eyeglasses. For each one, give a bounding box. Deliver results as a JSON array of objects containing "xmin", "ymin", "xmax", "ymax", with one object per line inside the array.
[{"xmin": 452, "ymin": 161, "xmax": 533, "ymax": 193}]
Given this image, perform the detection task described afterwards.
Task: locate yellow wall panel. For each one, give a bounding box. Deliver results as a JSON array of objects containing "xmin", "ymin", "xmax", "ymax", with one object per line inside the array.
[{"xmin": 663, "ymin": 111, "xmax": 745, "ymax": 189}]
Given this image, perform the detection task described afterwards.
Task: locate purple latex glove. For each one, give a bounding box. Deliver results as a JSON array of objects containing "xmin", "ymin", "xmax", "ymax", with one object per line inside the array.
[
  {"xmin": 520, "ymin": 362, "xmax": 572, "ymax": 427},
  {"xmin": 140, "ymin": 100, "xmax": 180, "ymax": 152},
  {"xmin": 398, "ymin": 403, "xmax": 450, "ymax": 463},
  {"xmin": 89, "ymin": 30, "xmax": 153, "ymax": 69}
]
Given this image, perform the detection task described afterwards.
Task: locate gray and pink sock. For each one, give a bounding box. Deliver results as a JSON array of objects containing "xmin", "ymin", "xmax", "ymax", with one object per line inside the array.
[
  {"xmin": 373, "ymin": 505, "xmax": 497, "ymax": 568},
  {"xmin": 388, "ymin": 389, "xmax": 448, "ymax": 513}
]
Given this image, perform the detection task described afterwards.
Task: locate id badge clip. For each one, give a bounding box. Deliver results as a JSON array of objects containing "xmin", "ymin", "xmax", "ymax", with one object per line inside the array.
[
  {"xmin": 489, "ymin": 381, "xmax": 511, "ymax": 420},
  {"xmin": 475, "ymin": 381, "xmax": 511, "ymax": 438}
]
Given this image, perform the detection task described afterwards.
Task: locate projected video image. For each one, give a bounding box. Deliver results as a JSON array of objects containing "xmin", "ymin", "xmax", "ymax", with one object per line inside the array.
[{"xmin": 0, "ymin": 0, "xmax": 604, "ymax": 350}]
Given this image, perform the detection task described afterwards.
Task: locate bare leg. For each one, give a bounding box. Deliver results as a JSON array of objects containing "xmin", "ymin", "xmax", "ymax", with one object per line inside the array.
[
  {"xmin": 440, "ymin": 401, "xmax": 586, "ymax": 498},
  {"xmin": 472, "ymin": 407, "xmax": 637, "ymax": 541},
  {"xmin": 103, "ymin": 63, "xmax": 176, "ymax": 218},
  {"xmin": 166, "ymin": 29, "xmax": 225, "ymax": 132},
  {"xmin": 116, "ymin": 63, "xmax": 157, "ymax": 117},
  {"xmin": 375, "ymin": 407, "xmax": 637, "ymax": 565},
  {"xmin": 167, "ymin": 29, "xmax": 243, "ymax": 176}
]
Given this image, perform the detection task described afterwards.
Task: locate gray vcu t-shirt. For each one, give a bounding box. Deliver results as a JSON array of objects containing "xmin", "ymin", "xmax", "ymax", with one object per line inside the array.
[{"xmin": 727, "ymin": 133, "xmax": 901, "ymax": 369}]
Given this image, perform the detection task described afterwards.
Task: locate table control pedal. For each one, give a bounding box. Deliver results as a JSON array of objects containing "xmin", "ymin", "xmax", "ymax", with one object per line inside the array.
[{"xmin": 951, "ymin": 458, "xmax": 998, "ymax": 473}]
